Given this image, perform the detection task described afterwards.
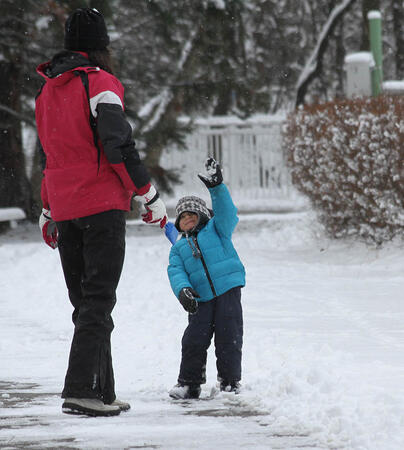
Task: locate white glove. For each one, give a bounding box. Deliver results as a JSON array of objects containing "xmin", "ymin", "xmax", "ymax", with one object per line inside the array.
[
  {"xmin": 39, "ymin": 208, "xmax": 58, "ymax": 249},
  {"xmin": 133, "ymin": 185, "xmax": 158, "ymax": 204},
  {"xmin": 135, "ymin": 185, "xmax": 168, "ymax": 228}
]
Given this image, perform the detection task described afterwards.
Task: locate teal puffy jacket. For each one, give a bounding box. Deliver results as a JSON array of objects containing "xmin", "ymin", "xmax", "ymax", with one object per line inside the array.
[{"xmin": 167, "ymin": 183, "xmax": 246, "ymax": 301}]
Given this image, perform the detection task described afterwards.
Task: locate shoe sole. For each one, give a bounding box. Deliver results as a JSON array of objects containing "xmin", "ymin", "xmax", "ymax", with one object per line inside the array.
[
  {"xmin": 169, "ymin": 393, "xmax": 200, "ymax": 400},
  {"xmin": 115, "ymin": 404, "xmax": 130, "ymax": 412},
  {"xmin": 62, "ymin": 401, "xmax": 121, "ymax": 417},
  {"xmin": 169, "ymin": 392, "xmax": 184, "ymax": 400}
]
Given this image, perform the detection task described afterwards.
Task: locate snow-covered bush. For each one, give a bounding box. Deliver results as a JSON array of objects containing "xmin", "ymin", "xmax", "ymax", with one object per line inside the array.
[{"xmin": 283, "ymin": 96, "xmax": 404, "ymax": 244}]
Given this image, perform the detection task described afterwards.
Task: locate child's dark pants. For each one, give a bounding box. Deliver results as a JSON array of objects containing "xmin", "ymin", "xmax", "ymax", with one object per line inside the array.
[
  {"xmin": 178, "ymin": 287, "xmax": 243, "ymax": 386},
  {"xmin": 56, "ymin": 210, "xmax": 126, "ymax": 404}
]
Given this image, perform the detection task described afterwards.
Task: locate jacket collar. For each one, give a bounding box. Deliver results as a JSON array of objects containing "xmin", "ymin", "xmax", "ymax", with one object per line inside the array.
[{"xmin": 36, "ymin": 51, "xmax": 97, "ymax": 82}]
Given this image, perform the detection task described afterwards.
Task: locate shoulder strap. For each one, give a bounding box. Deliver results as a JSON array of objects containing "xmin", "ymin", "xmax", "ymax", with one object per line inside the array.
[{"xmin": 75, "ymin": 70, "xmax": 101, "ymax": 171}]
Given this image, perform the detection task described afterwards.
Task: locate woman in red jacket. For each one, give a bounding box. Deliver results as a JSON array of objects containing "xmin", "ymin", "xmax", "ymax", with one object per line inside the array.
[{"xmin": 35, "ymin": 8, "xmax": 167, "ymax": 417}]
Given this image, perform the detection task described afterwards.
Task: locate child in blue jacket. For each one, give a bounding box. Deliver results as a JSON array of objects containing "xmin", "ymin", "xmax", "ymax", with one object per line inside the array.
[{"xmin": 168, "ymin": 158, "xmax": 246, "ymax": 399}]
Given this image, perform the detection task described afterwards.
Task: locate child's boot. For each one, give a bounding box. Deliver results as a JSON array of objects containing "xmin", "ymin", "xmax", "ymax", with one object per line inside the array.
[
  {"xmin": 219, "ymin": 380, "xmax": 241, "ymax": 394},
  {"xmin": 169, "ymin": 383, "xmax": 201, "ymax": 399}
]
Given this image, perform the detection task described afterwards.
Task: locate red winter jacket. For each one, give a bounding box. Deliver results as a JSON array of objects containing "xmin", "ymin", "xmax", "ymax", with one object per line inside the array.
[{"xmin": 36, "ymin": 51, "xmax": 151, "ymax": 221}]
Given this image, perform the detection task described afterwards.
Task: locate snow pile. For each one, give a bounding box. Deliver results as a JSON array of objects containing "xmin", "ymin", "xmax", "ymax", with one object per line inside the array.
[
  {"xmin": 283, "ymin": 96, "xmax": 404, "ymax": 244},
  {"xmin": 383, "ymin": 80, "xmax": 404, "ymax": 95},
  {"xmin": 244, "ymin": 342, "xmax": 404, "ymax": 449},
  {"xmin": 0, "ymin": 207, "xmax": 26, "ymax": 222}
]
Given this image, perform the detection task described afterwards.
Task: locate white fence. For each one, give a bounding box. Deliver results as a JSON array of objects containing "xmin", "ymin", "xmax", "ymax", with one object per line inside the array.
[{"xmin": 161, "ymin": 114, "xmax": 304, "ymax": 212}]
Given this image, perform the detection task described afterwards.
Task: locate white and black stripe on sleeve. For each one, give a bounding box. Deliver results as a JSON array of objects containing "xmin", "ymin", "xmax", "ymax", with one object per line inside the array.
[
  {"xmin": 94, "ymin": 94, "xmax": 150, "ymax": 189},
  {"xmin": 90, "ymin": 90, "xmax": 123, "ymax": 117}
]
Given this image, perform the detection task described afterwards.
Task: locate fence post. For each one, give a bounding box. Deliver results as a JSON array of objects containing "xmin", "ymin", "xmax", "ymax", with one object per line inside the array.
[{"xmin": 368, "ymin": 10, "xmax": 383, "ymax": 96}]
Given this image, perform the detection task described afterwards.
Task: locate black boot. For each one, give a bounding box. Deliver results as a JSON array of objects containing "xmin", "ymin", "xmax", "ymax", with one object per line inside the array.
[
  {"xmin": 219, "ymin": 380, "xmax": 241, "ymax": 394},
  {"xmin": 169, "ymin": 383, "xmax": 201, "ymax": 399}
]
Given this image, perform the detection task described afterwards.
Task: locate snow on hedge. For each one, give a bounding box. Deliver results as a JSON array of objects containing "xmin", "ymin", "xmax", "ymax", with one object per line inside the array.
[{"xmin": 283, "ymin": 95, "xmax": 404, "ymax": 244}]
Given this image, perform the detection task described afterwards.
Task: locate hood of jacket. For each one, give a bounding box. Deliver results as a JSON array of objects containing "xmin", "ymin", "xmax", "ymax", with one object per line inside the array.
[{"xmin": 36, "ymin": 50, "xmax": 97, "ymax": 86}]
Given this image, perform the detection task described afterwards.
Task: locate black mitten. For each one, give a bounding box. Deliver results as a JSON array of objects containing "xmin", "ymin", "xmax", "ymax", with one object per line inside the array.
[
  {"xmin": 178, "ymin": 287, "xmax": 200, "ymax": 314},
  {"xmin": 198, "ymin": 158, "xmax": 223, "ymax": 188}
]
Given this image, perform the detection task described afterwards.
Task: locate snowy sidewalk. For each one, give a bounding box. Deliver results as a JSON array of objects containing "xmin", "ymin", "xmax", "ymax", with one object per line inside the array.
[{"xmin": 1, "ymin": 213, "xmax": 404, "ymax": 449}]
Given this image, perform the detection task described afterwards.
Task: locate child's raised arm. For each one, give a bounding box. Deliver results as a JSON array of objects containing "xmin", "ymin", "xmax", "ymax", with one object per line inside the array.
[{"xmin": 198, "ymin": 158, "xmax": 238, "ymax": 238}]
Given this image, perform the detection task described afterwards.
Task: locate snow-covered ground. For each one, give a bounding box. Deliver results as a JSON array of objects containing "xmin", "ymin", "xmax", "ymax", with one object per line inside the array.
[{"xmin": 0, "ymin": 211, "xmax": 404, "ymax": 449}]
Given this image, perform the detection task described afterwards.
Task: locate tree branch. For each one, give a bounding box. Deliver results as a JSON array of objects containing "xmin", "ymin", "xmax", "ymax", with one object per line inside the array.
[
  {"xmin": 138, "ymin": 27, "xmax": 200, "ymax": 135},
  {"xmin": 0, "ymin": 104, "xmax": 36, "ymax": 127},
  {"xmin": 295, "ymin": 0, "xmax": 357, "ymax": 108}
]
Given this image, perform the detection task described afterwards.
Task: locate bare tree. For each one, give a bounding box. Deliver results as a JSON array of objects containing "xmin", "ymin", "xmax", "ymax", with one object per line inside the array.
[{"xmin": 295, "ymin": 0, "xmax": 357, "ymax": 108}]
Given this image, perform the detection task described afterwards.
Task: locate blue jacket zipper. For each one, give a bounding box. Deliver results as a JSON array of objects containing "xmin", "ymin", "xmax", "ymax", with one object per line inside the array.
[{"xmin": 193, "ymin": 235, "xmax": 217, "ymax": 298}]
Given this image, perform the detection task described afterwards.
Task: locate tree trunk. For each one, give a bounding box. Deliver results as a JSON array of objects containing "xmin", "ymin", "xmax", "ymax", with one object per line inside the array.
[
  {"xmin": 30, "ymin": 138, "xmax": 46, "ymax": 220},
  {"xmin": 0, "ymin": 1, "xmax": 33, "ymax": 218},
  {"xmin": 392, "ymin": 0, "xmax": 404, "ymax": 79},
  {"xmin": 335, "ymin": 21, "xmax": 346, "ymax": 98},
  {"xmin": 0, "ymin": 60, "xmax": 32, "ymax": 215}
]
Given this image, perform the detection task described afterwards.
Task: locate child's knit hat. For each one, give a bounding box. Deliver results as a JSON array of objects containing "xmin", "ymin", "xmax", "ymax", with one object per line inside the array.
[{"xmin": 175, "ymin": 196, "xmax": 211, "ymax": 231}]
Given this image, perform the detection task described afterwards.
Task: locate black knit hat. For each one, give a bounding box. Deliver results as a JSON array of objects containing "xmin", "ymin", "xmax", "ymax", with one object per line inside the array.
[
  {"xmin": 175, "ymin": 196, "xmax": 212, "ymax": 232},
  {"xmin": 64, "ymin": 8, "xmax": 110, "ymax": 51}
]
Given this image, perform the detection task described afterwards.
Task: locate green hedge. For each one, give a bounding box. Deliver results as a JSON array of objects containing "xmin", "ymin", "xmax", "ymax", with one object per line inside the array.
[{"xmin": 283, "ymin": 96, "xmax": 404, "ymax": 244}]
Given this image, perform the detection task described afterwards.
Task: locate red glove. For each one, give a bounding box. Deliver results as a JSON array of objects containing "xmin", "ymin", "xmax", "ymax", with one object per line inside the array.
[
  {"xmin": 134, "ymin": 185, "xmax": 168, "ymax": 229},
  {"xmin": 39, "ymin": 208, "xmax": 58, "ymax": 249}
]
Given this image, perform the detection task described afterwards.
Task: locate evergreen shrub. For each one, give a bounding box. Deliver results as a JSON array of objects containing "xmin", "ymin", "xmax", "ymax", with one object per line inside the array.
[{"xmin": 283, "ymin": 96, "xmax": 404, "ymax": 244}]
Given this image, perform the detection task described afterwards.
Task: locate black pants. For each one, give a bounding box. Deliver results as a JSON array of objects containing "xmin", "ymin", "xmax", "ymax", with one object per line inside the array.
[
  {"xmin": 57, "ymin": 210, "xmax": 126, "ymax": 404},
  {"xmin": 178, "ymin": 287, "xmax": 243, "ymax": 386}
]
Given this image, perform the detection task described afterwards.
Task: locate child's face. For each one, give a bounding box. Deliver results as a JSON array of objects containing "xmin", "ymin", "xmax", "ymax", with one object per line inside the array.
[{"xmin": 179, "ymin": 212, "xmax": 198, "ymax": 231}]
